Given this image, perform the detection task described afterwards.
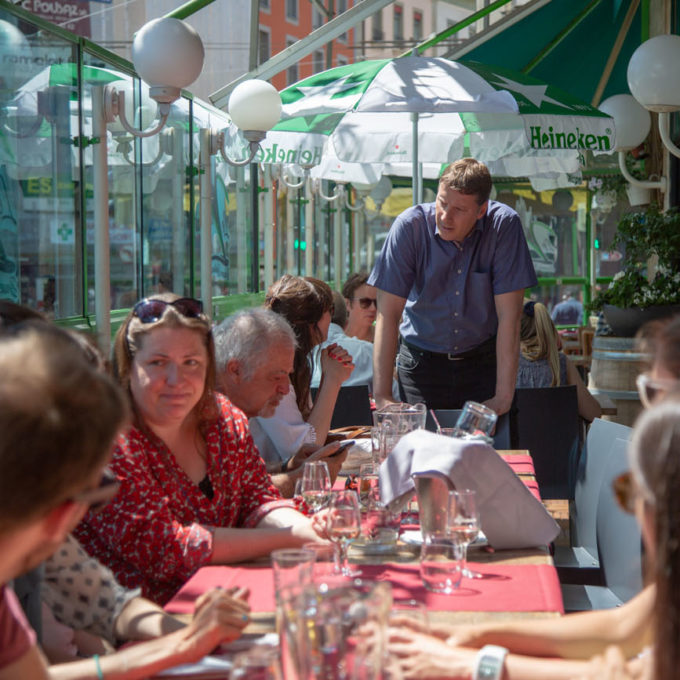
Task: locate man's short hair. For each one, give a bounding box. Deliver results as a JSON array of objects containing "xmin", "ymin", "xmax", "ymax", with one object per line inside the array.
[
  {"xmin": 342, "ymin": 272, "xmax": 369, "ymax": 301},
  {"xmin": 331, "ymin": 290, "xmax": 348, "ymax": 328},
  {"xmin": 439, "ymin": 158, "xmax": 492, "ymax": 205},
  {"xmin": 0, "ymin": 324, "xmax": 127, "ymax": 532},
  {"xmin": 213, "ymin": 308, "xmax": 297, "ymax": 381}
]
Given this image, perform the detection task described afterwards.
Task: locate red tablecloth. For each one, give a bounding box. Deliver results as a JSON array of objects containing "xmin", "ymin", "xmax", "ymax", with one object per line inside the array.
[{"xmin": 165, "ymin": 562, "xmax": 563, "ymax": 616}]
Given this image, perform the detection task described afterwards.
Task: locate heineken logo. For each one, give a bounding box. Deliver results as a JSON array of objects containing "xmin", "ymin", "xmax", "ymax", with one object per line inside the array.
[
  {"xmin": 529, "ymin": 125, "xmax": 612, "ymax": 152},
  {"xmin": 255, "ymin": 143, "xmax": 324, "ymax": 166}
]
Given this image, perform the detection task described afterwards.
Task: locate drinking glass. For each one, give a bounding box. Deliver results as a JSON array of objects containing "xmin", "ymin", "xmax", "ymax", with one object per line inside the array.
[
  {"xmin": 452, "ymin": 401, "xmax": 497, "ymax": 443},
  {"xmin": 301, "ymin": 460, "xmax": 331, "ymax": 513},
  {"xmin": 447, "ymin": 489, "xmax": 481, "ymax": 580},
  {"xmin": 303, "ymin": 542, "xmax": 336, "ymax": 583},
  {"xmin": 389, "ymin": 598, "xmax": 430, "ymax": 632},
  {"xmin": 419, "ymin": 534, "xmax": 463, "ymax": 594},
  {"xmin": 326, "ymin": 490, "xmax": 362, "ymax": 577},
  {"xmin": 271, "ymin": 548, "xmax": 315, "ymax": 601},
  {"xmin": 230, "ymin": 643, "xmax": 282, "ymax": 680},
  {"xmin": 359, "ymin": 462, "xmax": 380, "ymax": 510}
]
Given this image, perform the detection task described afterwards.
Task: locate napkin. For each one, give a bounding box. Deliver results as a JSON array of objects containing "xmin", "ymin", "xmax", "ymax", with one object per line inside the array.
[{"xmin": 379, "ymin": 430, "xmax": 559, "ymax": 549}]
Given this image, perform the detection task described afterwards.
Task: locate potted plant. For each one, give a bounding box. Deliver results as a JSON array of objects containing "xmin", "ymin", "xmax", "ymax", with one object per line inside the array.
[{"xmin": 589, "ymin": 204, "xmax": 680, "ymax": 336}]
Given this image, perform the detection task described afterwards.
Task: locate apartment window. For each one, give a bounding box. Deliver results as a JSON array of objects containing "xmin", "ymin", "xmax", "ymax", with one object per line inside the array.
[
  {"xmin": 372, "ymin": 9, "xmax": 383, "ymax": 41},
  {"xmin": 337, "ymin": 54, "xmax": 349, "ymax": 68},
  {"xmin": 259, "ymin": 0, "xmax": 270, "ymax": 11},
  {"xmin": 313, "ymin": 49, "xmax": 325, "ymax": 73},
  {"xmin": 393, "ymin": 5, "xmax": 403, "ymax": 42},
  {"xmin": 413, "ymin": 10, "xmax": 423, "ymax": 41},
  {"xmin": 312, "ymin": 7, "xmax": 324, "ymax": 30},
  {"xmin": 337, "ymin": 0, "xmax": 348, "ymax": 42},
  {"xmin": 286, "ymin": 0, "xmax": 298, "ymax": 22},
  {"xmin": 258, "ymin": 27, "xmax": 270, "ymax": 66},
  {"xmin": 286, "ymin": 38, "xmax": 299, "ymax": 84}
]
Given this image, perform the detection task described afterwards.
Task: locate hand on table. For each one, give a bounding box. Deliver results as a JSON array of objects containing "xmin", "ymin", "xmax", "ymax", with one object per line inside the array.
[
  {"xmin": 181, "ymin": 586, "xmax": 251, "ymax": 659},
  {"xmin": 572, "ymin": 646, "xmax": 651, "ymax": 680},
  {"xmin": 388, "ymin": 627, "xmax": 476, "ymax": 679},
  {"xmin": 320, "ymin": 343, "xmax": 355, "ymax": 384}
]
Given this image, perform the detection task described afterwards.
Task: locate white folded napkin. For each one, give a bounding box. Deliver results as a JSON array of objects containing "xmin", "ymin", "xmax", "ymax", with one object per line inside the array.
[{"xmin": 379, "ymin": 430, "xmax": 559, "ymax": 549}]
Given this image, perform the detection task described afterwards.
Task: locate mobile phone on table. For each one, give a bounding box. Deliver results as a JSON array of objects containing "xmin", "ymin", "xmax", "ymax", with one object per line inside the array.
[{"xmin": 330, "ymin": 439, "xmax": 355, "ymax": 457}]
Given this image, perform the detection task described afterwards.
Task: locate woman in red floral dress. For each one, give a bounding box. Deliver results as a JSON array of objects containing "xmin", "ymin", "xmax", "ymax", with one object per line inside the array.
[{"xmin": 74, "ymin": 293, "xmax": 324, "ymax": 605}]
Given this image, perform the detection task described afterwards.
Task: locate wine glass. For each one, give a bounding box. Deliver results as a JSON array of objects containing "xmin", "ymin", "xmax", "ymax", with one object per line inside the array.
[
  {"xmin": 300, "ymin": 460, "xmax": 331, "ymax": 513},
  {"xmin": 447, "ymin": 489, "xmax": 482, "ymax": 579},
  {"xmin": 326, "ymin": 489, "xmax": 362, "ymax": 577}
]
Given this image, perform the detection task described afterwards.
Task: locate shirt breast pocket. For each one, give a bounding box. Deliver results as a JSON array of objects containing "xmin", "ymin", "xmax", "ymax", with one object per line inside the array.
[{"xmin": 466, "ymin": 271, "xmax": 494, "ymax": 327}]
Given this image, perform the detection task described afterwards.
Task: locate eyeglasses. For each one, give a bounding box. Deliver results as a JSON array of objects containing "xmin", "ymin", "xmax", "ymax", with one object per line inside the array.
[
  {"xmin": 72, "ymin": 467, "xmax": 120, "ymax": 514},
  {"xmin": 351, "ymin": 297, "xmax": 377, "ymax": 310},
  {"xmin": 612, "ymin": 470, "xmax": 635, "ymax": 514},
  {"xmin": 636, "ymin": 372, "xmax": 679, "ymax": 409},
  {"xmin": 132, "ymin": 297, "xmax": 204, "ymax": 324}
]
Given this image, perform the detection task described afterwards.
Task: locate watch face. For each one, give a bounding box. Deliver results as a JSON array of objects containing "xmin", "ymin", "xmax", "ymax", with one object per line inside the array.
[{"xmin": 478, "ymin": 656, "xmax": 502, "ymax": 679}]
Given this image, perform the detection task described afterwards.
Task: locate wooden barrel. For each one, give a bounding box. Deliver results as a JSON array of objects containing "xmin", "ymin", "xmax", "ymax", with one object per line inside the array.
[{"xmin": 588, "ymin": 337, "xmax": 645, "ymax": 427}]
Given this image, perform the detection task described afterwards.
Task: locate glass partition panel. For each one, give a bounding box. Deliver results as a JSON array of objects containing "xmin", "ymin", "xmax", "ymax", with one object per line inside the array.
[
  {"xmin": 0, "ymin": 11, "xmax": 81, "ymax": 318},
  {"xmin": 80, "ymin": 53, "xmax": 138, "ymax": 313}
]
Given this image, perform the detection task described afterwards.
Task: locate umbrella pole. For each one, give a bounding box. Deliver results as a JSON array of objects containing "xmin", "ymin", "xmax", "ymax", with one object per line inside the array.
[{"xmin": 411, "ymin": 112, "xmax": 421, "ymax": 205}]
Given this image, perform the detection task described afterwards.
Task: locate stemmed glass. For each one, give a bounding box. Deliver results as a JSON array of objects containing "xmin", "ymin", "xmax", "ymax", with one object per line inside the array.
[
  {"xmin": 326, "ymin": 489, "xmax": 362, "ymax": 577},
  {"xmin": 300, "ymin": 460, "xmax": 331, "ymax": 513},
  {"xmin": 447, "ymin": 489, "xmax": 482, "ymax": 579}
]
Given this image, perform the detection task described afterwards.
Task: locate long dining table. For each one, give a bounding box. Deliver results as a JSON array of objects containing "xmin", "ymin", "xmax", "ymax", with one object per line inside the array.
[{"xmin": 165, "ymin": 449, "xmax": 564, "ymax": 632}]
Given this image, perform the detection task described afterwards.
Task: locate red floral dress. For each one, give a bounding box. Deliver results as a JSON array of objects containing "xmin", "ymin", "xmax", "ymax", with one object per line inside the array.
[{"xmin": 74, "ymin": 393, "xmax": 294, "ymax": 605}]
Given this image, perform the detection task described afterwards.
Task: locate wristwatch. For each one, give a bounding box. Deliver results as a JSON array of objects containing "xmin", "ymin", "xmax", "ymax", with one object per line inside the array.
[{"xmin": 473, "ymin": 645, "xmax": 508, "ymax": 680}]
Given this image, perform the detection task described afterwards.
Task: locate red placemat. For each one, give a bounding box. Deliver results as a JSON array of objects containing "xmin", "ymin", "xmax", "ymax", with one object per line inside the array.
[{"xmin": 165, "ymin": 562, "xmax": 563, "ymax": 615}]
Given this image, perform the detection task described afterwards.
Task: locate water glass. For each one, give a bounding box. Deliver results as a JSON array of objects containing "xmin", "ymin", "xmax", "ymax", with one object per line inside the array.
[
  {"xmin": 231, "ymin": 643, "xmax": 282, "ymax": 680},
  {"xmin": 326, "ymin": 490, "xmax": 362, "ymax": 576},
  {"xmin": 419, "ymin": 534, "xmax": 463, "ymax": 594},
  {"xmin": 303, "ymin": 542, "xmax": 336, "ymax": 583},
  {"xmin": 271, "ymin": 548, "xmax": 315, "ymax": 603},
  {"xmin": 359, "ymin": 462, "xmax": 380, "ymax": 509},
  {"xmin": 452, "ymin": 401, "xmax": 497, "ymax": 442},
  {"xmin": 301, "ymin": 460, "xmax": 331, "ymax": 513},
  {"xmin": 447, "ymin": 489, "xmax": 481, "ymax": 580},
  {"xmin": 389, "ymin": 598, "xmax": 430, "ymax": 633}
]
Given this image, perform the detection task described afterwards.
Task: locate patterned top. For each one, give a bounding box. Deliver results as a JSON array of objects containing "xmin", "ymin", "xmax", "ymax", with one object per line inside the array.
[
  {"xmin": 516, "ymin": 352, "xmax": 568, "ymax": 388},
  {"xmin": 74, "ymin": 393, "xmax": 292, "ymax": 605},
  {"xmin": 43, "ymin": 535, "xmax": 139, "ymax": 644}
]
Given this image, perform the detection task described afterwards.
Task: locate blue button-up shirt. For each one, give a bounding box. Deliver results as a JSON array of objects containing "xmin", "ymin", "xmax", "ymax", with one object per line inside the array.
[{"xmin": 368, "ymin": 200, "xmax": 537, "ymax": 354}]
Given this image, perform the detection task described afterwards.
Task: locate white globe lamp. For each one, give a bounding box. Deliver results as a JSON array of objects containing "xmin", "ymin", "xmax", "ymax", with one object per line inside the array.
[
  {"xmin": 228, "ymin": 80, "xmax": 282, "ymax": 139},
  {"xmin": 598, "ymin": 94, "xmax": 651, "ymax": 150},
  {"xmin": 627, "ymin": 34, "xmax": 680, "ymax": 113},
  {"xmin": 132, "ymin": 18, "xmax": 204, "ymax": 104}
]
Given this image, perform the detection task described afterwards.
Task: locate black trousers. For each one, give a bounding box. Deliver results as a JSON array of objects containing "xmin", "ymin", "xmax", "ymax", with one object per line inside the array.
[{"xmin": 397, "ymin": 336, "xmax": 497, "ymax": 410}]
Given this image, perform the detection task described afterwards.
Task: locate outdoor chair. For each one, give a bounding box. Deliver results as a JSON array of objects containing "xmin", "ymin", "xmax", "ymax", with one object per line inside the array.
[
  {"xmin": 425, "ymin": 409, "xmax": 511, "ymax": 449},
  {"xmin": 554, "ymin": 419, "xmax": 632, "ymax": 585},
  {"xmin": 560, "ymin": 434, "xmax": 643, "ymax": 611},
  {"xmin": 311, "ymin": 384, "xmax": 373, "ymax": 430},
  {"xmin": 510, "ymin": 385, "xmax": 581, "ymax": 499}
]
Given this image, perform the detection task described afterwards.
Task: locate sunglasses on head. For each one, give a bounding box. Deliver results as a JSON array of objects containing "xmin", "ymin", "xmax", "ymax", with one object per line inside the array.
[
  {"xmin": 351, "ymin": 297, "xmax": 377, "ymax": 310},
  {"xmin": 612, "ymin": 470, "xmax": 635, "ymax": 514},
  {"xmin": 132, "ymin": 297, "xmax": 204, "ymax": 324},
  {"xmin": 72, "ymin": 467, "xmax": 120, "ymax": 514},
  {"xmin": 636, "ymin": 372, "xmax": 679, "ymax": 409}
]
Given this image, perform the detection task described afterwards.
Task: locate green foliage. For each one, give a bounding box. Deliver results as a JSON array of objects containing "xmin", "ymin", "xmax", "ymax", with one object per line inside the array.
[{"xmin": 589, "ymin": 205, "xmax": 680, "ymax": 312}]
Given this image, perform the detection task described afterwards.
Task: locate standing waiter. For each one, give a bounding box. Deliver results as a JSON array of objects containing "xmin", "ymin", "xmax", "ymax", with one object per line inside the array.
[{"xmin": 367, "ymin": 158, "xmax": 537, "ymax": 415}]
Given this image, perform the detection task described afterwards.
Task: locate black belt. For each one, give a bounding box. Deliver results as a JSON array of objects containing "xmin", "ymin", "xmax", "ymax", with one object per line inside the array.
[{"xmin": 400, "ymin": 335, "xmax": 496, "ymax": 361}]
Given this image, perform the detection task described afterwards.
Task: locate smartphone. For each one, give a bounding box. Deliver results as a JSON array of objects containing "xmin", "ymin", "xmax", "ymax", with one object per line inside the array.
[{"xmin": 330, "ymin": 439, "xmax": 355, "ymax": 457}]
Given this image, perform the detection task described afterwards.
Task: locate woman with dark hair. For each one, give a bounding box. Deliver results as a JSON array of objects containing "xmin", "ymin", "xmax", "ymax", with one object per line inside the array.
[
  {"xmin": 74, "ymin": 292, "xmax": 323, "ymax": 606},
  {"xmin": 250, "ymin": 275, "xmax": 354, "ymax": 468},
  {"xmin": 517, "ymin": 300, "xmax": 601, "ymax": 422}
]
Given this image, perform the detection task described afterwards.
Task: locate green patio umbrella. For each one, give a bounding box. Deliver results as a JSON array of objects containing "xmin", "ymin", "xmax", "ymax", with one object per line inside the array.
[{"xmin": 256, "ymin": 56, "xmax": 614, "ymax": 200}]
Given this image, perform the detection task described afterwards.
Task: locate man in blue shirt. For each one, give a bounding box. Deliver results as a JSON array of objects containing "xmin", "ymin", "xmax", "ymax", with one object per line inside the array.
[
  {"xmin": 551, "ymin": 292, "xmax": 584, "ymax": 326},
  {"xmin": 368, "ymin": 158, "xmax": 537, "ymax": 415}
]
